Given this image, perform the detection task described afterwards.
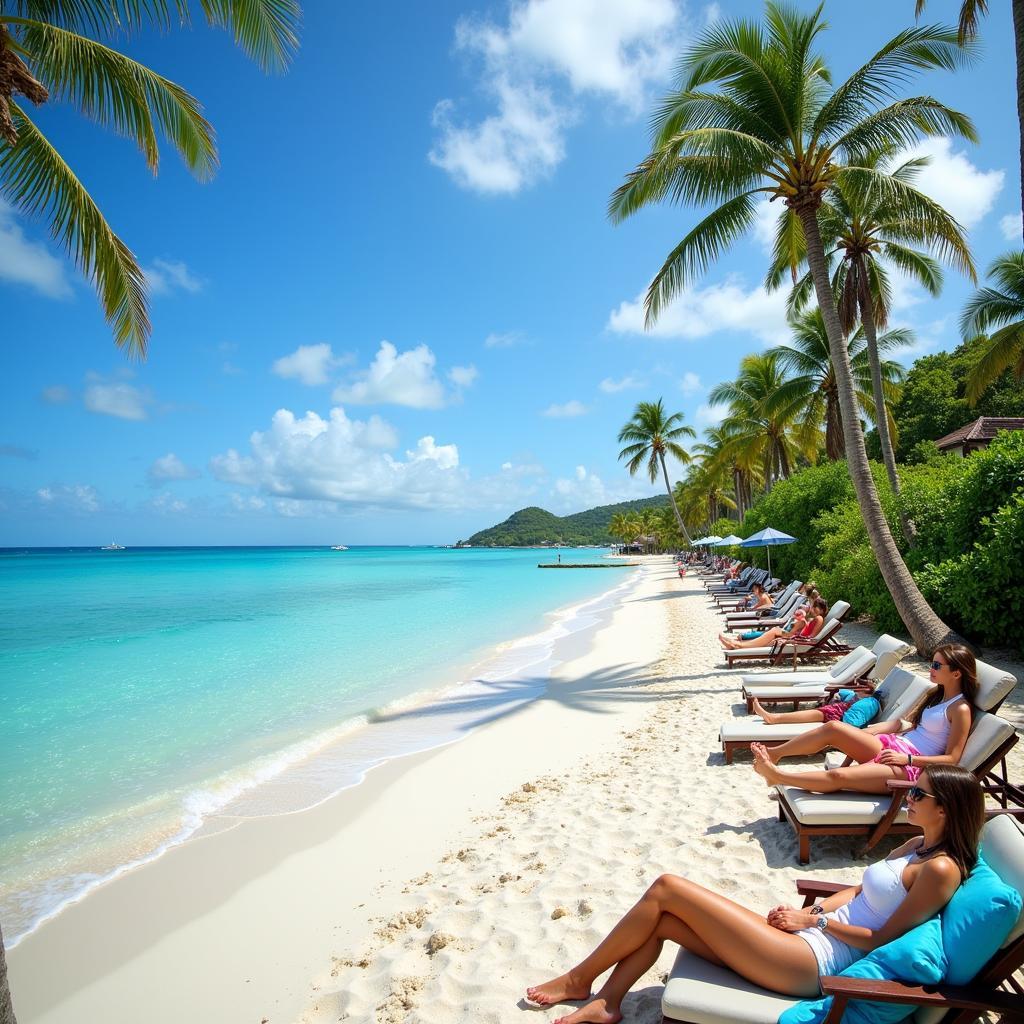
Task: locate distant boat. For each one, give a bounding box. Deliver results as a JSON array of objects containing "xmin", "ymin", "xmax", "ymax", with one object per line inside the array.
[
  {"xmin": 101, "ymin": 541, "xmax": 125, "ymax": 550},
  {"xmin": 330, "ymin": 545, "xmax": 349, "ymax": 551}
]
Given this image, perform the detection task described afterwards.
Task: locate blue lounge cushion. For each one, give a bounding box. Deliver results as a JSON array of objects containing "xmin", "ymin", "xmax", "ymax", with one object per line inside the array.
[{"xmin": 842, "ymin": 696, "xmax": 880, "ymax": 728}]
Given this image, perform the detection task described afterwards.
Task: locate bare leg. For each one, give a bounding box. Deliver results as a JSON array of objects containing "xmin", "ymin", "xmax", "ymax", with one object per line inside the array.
[
  {"xmin": 750, "ymin": 698, "xmax": 826, "ymax": 726},
  {"xmin": 752, "ymin": 720, "xmax": 884, "ymax": 764},
  {"xmin": 753, "ymin": 747, "xmax": 902, "ymax": 793},
  {"xmin": 726, "ymin": 627, "xmax": 784, "ymax": 650},
  {"xmin": 527, "ymin": 875, "xmax": 819, "ymax": 1008}
]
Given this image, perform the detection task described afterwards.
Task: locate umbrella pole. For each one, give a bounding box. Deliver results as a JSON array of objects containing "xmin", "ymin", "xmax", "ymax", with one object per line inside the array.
[{"xmin": 767, "ymin": 546, "xmax": 771, "ymax": 578}]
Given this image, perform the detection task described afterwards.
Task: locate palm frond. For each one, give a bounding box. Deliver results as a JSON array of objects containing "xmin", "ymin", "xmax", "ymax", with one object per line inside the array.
[
  {"xmin": 2, "ymin": 101, "xmax": 149, "ymax": 354},
  {"xmin": 14, "ymin": 18, "xmax": 216, "ymax": 178},
  {"xmin": 964, "ymin": 323, "xmax": 1024, "ymax": 403},
  {"xmin": 198, "ymin": 0, "xmax": 300, "ymax": 72}
]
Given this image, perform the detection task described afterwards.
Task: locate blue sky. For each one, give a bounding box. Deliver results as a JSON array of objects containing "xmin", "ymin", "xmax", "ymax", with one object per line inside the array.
[{"xmin": 1, "ymin": 0, "xmax": 1020, "ymax": 545}]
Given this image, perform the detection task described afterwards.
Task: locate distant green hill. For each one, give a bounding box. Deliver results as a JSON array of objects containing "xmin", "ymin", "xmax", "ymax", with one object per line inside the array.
[{"xmin": 462, "ymin": 496, "xmax": 669, "ymax": 546}]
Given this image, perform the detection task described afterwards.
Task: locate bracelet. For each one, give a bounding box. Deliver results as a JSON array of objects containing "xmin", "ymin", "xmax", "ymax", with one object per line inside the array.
[
  {"xmin": 809, "ymin": 904, "xmax": 823, "ymax": 915},
  {"xmin": 908, "ymin": 754, "xmax": 913, "ymax": 767}
]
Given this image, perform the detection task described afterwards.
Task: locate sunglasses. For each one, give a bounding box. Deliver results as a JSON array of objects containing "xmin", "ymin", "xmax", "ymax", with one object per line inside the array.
[
  {"xmin": 930, "ymin": 661, "xmax": 947, "ymax": 670},
  {"xmin": 908, "ymin": 786, "xmax": 936, "ymax": 802}
]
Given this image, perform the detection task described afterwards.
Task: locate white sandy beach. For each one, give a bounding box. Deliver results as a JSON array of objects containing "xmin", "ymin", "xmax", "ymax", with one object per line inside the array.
[{"xmin": 8, "ymin": 559, "xmax": 1023, "ymax": 1024}]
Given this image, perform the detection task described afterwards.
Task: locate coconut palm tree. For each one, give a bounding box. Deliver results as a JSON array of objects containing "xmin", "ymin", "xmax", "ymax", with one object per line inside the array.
[
  {"xmin": 765, "ymin": 150, "xmax": 973, "ymax": 514},
  {"xmin": 707, "ymin": 352, "xmax": 817, "ymax": 489},
  {"xmin": 0, "ymin": 0, "xmax": 300, "ymax": 357},
  {"xmin": 915, "ymin": 0, "xmax": 1024, "ymax": 240},
  {"xmin": 617, "ymin": 399, "xmax": 695, "ymax": 545},
  {"xmin": 961, "ymin": 252, "xmax": 1024, "ymax": 402},
  {"xmin": 609, "ymin": 3, "xmax": 972, "ymax": 651},
  {"xmin": 770, "ymin": 307, "xmax": 907, "ymax": 462}
]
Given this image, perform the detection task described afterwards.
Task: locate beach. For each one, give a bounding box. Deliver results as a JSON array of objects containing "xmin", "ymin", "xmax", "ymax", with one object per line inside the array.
[{"xmin": 8, "ymin": 558, "xmax": 1024, "ymax": 1024}]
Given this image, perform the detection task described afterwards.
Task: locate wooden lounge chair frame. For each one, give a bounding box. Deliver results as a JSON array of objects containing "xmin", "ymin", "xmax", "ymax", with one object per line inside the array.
[
  {"xmin": 661, "ymin": 818, "xmax": 1024, "ymax": 1024},
  {"xmin": 777, "ymin": 731, "xmax": 1020, "ymax": 864},
  {"xmin": 743, "ymin": 678, "xmax": 874, "ymax": 715},
  {"xmin": 723, "ymin": 614, "xmax": 851, "ymax": 669}
]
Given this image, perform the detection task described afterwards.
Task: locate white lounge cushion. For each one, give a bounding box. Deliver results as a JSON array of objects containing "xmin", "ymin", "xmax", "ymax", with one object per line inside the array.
[
  {"xmin": 975, "ymin": 660, "xmax": 1018, "ymax": 712},
  {"xmin": 741, "ymin": 647, "xmax": 874, "ymax": 693},
  {"xmin": 866, "ymin": 635, "xmax": 913, "ymax": 682},
  {"xmin": 720, "ymin": 721, "xmax": 820, "ymax": 744},
  {"xmin": 662, "ymin": 949, "xmax": 799, "ymax": 1024},
  {"xmin": 777, "ymin": 786, "xmax": 911, "ymax": 827},
  {"xmin": 979, "ymin": 813, "xmax": 1024, "ymax": 946}
]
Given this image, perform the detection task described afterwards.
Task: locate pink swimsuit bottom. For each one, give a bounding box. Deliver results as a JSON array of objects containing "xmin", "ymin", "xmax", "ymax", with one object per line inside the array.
[{"xmin": 872, "ymin": 734, "xmax": 922, "ymax": 782}]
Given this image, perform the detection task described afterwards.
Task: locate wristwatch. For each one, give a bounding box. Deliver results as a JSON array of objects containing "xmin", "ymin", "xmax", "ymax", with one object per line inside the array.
[{"xmin": 815, "ymin": 914, "xmax": 829, "ymax": 931}]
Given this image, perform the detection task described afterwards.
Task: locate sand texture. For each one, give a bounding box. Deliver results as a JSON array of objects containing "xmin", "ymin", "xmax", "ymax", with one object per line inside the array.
[{"xmin": 298, "ymin": 569, "xmax": 1024, "ymax": 1024}]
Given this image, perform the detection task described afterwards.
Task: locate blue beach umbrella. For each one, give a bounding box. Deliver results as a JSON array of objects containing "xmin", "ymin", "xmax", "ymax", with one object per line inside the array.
[
  {"xmin": 712, "ymin": 534, "xmax": 743, "ymax": 547},
  {"xmin": 739, "ymin": 527, "xmax": 797, "ymax": 577}
]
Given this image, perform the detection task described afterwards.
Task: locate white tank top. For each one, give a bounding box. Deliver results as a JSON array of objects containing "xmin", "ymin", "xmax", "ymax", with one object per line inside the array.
[
  {"xmin": 901, "ymin": 694, "xmax": 965, "ymax": 757},
  {"xmin": 798, "ymin": 850, "xmax": 913, "ymax": 976}
]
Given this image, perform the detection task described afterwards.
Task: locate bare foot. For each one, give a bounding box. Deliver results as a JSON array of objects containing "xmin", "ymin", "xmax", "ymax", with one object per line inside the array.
[
  {"xmin": 553, "ymin": 997, "xmax": 623, "ymax": 1024},
  {"xmin": 525, "ymin": 973, "xmax": 591, "ymax": 1007},
  {"xmin": 752, "ymin": 744, "xmax": 783, "ymax": 786},
  {"xmin": 750, "ymin": 698, "xmax": 778, "ymax": 724}
]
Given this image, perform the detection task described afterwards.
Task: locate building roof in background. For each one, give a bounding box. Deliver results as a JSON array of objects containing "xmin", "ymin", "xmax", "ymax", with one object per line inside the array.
[{"xmin": 935, "ymin": 417, "xmax": 1024, "ymax": 450}]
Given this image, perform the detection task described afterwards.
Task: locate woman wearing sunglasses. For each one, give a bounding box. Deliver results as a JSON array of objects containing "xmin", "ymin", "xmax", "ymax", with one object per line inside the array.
[
  {"xmin": 525, "ymin": 767, "xmax": 982, "ymax": 1021},
  {"xmin": 750, "ymin": 644, "xmax": 977, "ymax": 795}
]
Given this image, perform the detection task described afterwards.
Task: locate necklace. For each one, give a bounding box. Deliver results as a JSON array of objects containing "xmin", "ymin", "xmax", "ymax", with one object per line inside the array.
[{"xmin": 915, "ymin": 840, "xmax": 945, "ymax": 859}]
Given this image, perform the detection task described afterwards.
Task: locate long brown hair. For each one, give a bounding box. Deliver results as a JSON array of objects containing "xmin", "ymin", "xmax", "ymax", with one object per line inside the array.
[
  {"xmin": 920, "ymin": 765, "xmax": 984, "ymax": 879},
  {"xmin": 908, "ymin": 643, "xmax": 979, "ymax": 729}
]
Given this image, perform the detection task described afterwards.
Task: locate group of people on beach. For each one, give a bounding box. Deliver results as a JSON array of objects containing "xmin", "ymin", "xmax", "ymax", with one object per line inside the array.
[{"xmin": 525, "ymin": 557, "xmax": 988, "ymax": 1024}]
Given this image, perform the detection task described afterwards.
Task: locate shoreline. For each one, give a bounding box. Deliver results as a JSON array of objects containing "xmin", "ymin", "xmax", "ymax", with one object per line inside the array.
[
  {"xmin": 7, "ymin": 558, "xmax": 673, "ymax": 1024},
  {"xmin": 2, "ymin": 549, "xmax": 631, "ymax": 952}
]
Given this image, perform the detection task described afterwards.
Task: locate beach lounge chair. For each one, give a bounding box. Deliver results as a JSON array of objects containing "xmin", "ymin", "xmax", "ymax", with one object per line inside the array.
[
  {"xmin": 719, "ymin": 666, "xmax": 933, "ymax": 764},
  {"xmin": 723, "ymin": 603, "xmax": 852, "ymax": 669},
  {"xmin": 725, "ymin": 587, "xmax": 804, "ymax": 629},
  {"xmin": 774, "ymin": 661, "xmax": 1019, "ymax": 862},
  {"xmin": 740, "ymin": 635, "xmax": 912, "ymax": 713},
  {"xmin": 661, "ymin": 812, "xmax": 1024, "ymax": 1024}
]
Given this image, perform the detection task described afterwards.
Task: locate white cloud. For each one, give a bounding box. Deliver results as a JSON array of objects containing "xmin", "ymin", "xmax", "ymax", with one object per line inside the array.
[
  {"xmin": 430, "ymin": 78, "xmax": 566, "ymax": 194},
  {"xmin": 448, "ymin": 364, "xmax": 479, "ymax": 388},
  {"xmin": 694, "ymin": 402, "xmax": 727, "ymax": 429},
  {"xmin": 484, "ymin": 330, "xmax": 526, "ymax": 348},
  {"xmin": 550, "ymin": 464, "xmax": 655, "ymax": 511},
  {"xmin": 210, "ymin": 407, "xmax": 469, "ymax": 510},
  {"xmin": 431, "ymin": 0, "xmax": 686, "ymax": 193},
  {"xmin": 229, "ymin": 493, "xmax": 267, "ymax": 513},
  {"xmin": 679, "ymin": 371, "xmax": 702, "ymax": 396},
  {"xmin": 542, "ymin": 399, "xmax": 587, "ymax": 417},
  {"xmin": 599, "ymin": 373, "xmax": 644, "ymax": 393},
  {"xmin": 37, "ymin": 483, "xmax": 99, "ymax": 513},
  {"xmin": 608, "ymin": 276, "xmax": 789, "ymax": 345},
  {"xmin": 149, "ymin": 492, "xmax": 188, "ymax": 514},
  {"xmin": 148, "ymin": 452, "xmax": 200, "ymax": 485},
  {"xmin": 0, "ymin": 200, "xmax": 72, "ymax": 299},
  {"xmin": 41, "ymin": 385, "xmax": 71, "ymax": 404},
  {"xmin": 1000, "ymin": 212, "xmax": 1022, "ymax": 242},
  {"xmin": 333, "ymin": 342, "xmax": 448, "ymax": 409},
  {"xmin": 272, "ymin": 343, "xmax": 347, "ymax": 386},
  {"xmin": 83, "ymin": 378, "xmax": 150, "ymax": 421},
  {"xmin": 902, "ymin": 137, "xmax": 1003, "ymax": 228},
  {"xmin": 145, "ymin": 258, "xmax": 203, "ymax": 296}
]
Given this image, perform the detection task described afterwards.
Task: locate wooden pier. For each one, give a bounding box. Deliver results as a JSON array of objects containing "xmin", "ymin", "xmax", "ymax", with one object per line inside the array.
[{"xmin": 537, "ymin": 562, "xmax": 639, "ymax": 568}]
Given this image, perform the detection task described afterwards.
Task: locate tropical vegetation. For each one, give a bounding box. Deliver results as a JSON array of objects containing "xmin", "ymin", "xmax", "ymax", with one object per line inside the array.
[
  {"xmin": 0, "ymin": 0, "xmax": 301, "ymax": 356},
  {"xmin": 609, "ymin": 2, "xmax": 981, "ymax": 652}
]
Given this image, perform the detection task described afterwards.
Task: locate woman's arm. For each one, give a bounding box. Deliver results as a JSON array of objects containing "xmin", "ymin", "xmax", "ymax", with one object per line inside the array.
[
  {"xmin": 881, "ymin": 703, "xmax": 972, "ymax": 769},
  {"xmin": 823, "ymin": 859, "xmax": 961, "ymax": 951},
  {"xmin": 864, "ymin": 718, "xmax": 902, "ymax": 736},
  {"xmin": 766, "ymin": 886, "xmax": 860, "ymax": 929}
]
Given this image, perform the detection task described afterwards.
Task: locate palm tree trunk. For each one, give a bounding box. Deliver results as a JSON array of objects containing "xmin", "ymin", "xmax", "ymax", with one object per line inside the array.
[
  {"xmin": 660, "ymin": 452, "xmax": 693, "ymax": 545},
  {"xmin": 1015, "ymin": 0, "xmax": 1024, "ymax": 240},
  {"xmin": 796, "ymin": 206, "xmax": 960, "ymax": 653},
  {"xmin": 825, "ymin": 387, "xmax": 844, "ymax": 461},
  {"xmin": 856, "ymin": 265, "xmax": 917, "ymax": 546},
  {"xmin": 1, "ymin": 921, "xmax": 16, "ymax": 1024}
]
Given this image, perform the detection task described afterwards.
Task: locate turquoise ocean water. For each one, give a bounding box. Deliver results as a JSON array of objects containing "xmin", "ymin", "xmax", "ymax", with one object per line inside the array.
[{"xmin": 0, "ymin": 545, "xmax": 635, "ymax": 944}]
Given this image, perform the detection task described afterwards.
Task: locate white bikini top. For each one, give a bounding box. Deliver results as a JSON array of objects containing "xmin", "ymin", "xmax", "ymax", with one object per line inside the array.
[{"xmin": 831, "ymin": 850, "xmax": 913, "ymax": 932}]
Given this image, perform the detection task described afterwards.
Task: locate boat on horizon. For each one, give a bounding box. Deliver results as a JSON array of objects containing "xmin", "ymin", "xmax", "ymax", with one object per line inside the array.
[
  {"xmin": 330, "ymin": 545, "xmax": 349, "ymax": 551},
  {"xmin": 101, "ymin": 541, "xmax": 125, "ymax": 551}
]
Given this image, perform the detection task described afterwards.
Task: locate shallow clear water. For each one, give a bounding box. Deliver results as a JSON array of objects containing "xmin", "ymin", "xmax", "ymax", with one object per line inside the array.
[{"xmin": 0, "ymin": 545, "xmax": 629, "ymax": 943}]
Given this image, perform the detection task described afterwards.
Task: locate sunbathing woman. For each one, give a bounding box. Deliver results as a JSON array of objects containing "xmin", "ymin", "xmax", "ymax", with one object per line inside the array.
[
  {"xmin": 735, "ymin": 582, "xmax": 774, "ymax": 614},
  {"xmin": 750, "ymin": 689, "xmax": 866, "ymax": 725},
  {"xmin": 719, "ymin": 597, "xmax": 826, "ymax": 650},
  {"xmin": 751, "ymin": 644, "xmax": 976, "ymax": 794},
  {"xmin": 525, "ymin": 766, "xmax": 982, "ymax": 1023}
]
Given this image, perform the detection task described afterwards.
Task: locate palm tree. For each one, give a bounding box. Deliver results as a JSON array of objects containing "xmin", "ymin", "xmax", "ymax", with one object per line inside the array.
[
  {"xmin": 915, "ymin": 0, "xmax": 1024, "ymax": 240},
  {"xmin": 765, "ymin": 150, "xmax": 973, "ymax": 508},
  {"xmin": 609, "ymin": 3, "xmax": 971, "ymax": 651},
  {"xmin": 961, "ymin": 252, "xmax": 1024, "ymax": 402},
  {"xmin": 693, "ymin": 422, "xmax": 761, "ymax": 520},
  {"xmin": 617, "ymin": 399, "xmax": 695, "ymax": 545},
  {"xmin": 0, "ymin": 1, "xmax": 300, "ymax": 356},
  {"xmin": 608, "ymin": 512, "xmax": 630, "ymax": 548},
  {"xmin": 707, "ymin": 352, "xmax": 818, "ymax": 489},
  {"xmin": 770, "ymin": 308, "xmax": 907, "ymax": 462}
]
